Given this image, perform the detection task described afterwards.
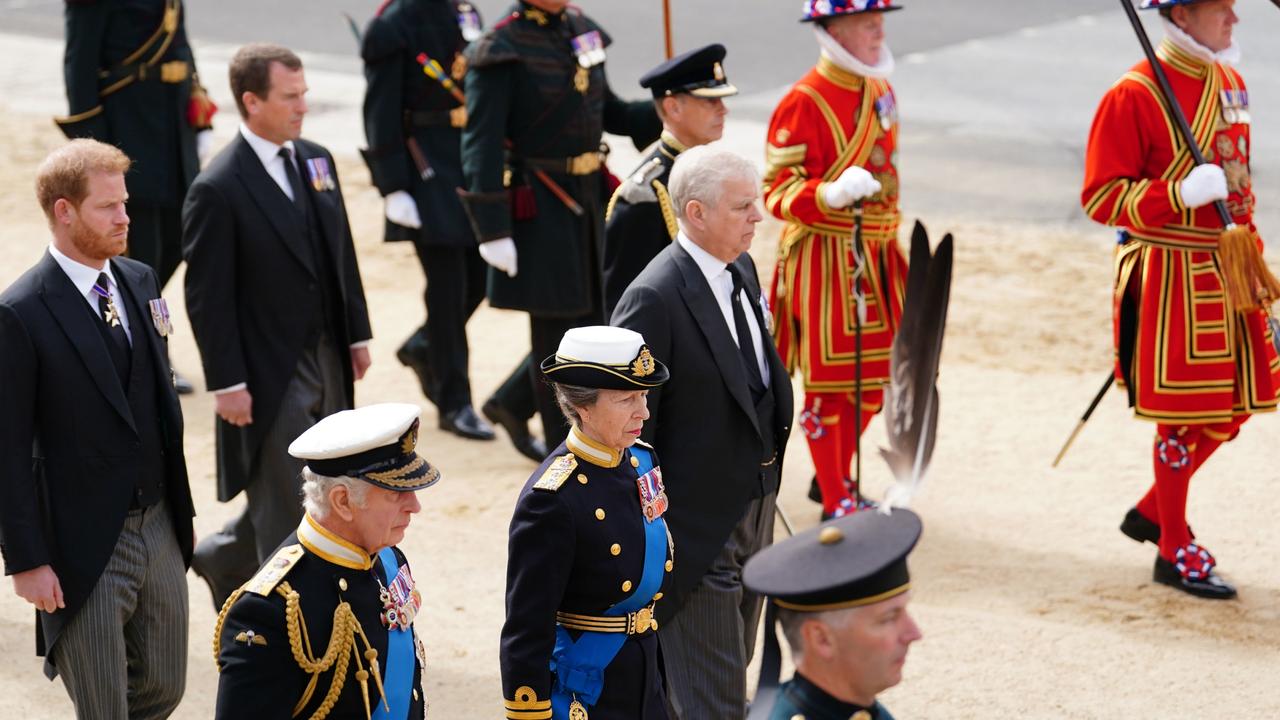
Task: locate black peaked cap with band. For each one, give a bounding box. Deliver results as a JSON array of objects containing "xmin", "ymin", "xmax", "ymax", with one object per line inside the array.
[
  {"xmin": 639, "ymin": 43, "xmax": 738, "ymax": 99},
  {"xmin": 744, "ymin": 508, "xmax": 921, "ymax": 610},
  {"xmin": 541, "ymin": 325, "xmax": 670, "ymax": 390},
  {"xmin": 288, "ymin": 402, "xmax": 441, "ymax": 492}
]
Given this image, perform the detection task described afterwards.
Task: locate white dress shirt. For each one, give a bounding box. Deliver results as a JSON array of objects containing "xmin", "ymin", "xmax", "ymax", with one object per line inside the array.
[
  {"xmin": 49, "ymin": 243, "xmax": 132, "ymax": 343},
  {"xmin": 676, "ymin": 233, "xmax": 770, "ymax": 385},
  {"xmin": 240, "ymin": 123, "xmax": 299, "ymax": 201}
]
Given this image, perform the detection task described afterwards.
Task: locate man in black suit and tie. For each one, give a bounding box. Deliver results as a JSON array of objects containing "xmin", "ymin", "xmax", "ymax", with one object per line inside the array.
[
  {"xmin": 612, "ymin": 145, "xmax": 794, "ymax": 719},
  {"xmin": 182, "ymin": 43, "xmax": 373, "ymax": 608},
  {"xmin": 0, "ymin": 139, "xmax": 195, "ymax": 717}
]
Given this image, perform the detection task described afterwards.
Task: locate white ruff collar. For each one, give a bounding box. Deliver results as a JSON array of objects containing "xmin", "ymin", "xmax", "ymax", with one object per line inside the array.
[
  {"xmin": 1161, "ymin": 17, "xmax": 1241, "ymax": 66},
  {"xmin": 814, "ymin": 26, "xmax": 894, "ymax": 79}
]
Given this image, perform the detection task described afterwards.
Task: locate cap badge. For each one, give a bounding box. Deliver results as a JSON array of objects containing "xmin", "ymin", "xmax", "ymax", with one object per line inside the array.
[
  {"xmin": 713, "ymin": 62, "xmax": 725, "ymax": 81},
  {"xmin": 401, "ymin": 420, "xmax": 419, "ymax": 455},
  {"xmin": 631, "ymin": 346, "xmax": 657, "ymax": 377}
]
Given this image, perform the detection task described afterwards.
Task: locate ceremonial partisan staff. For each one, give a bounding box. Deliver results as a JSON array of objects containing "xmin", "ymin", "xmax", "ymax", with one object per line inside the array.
[
  {"xmin": 661, "ymin": 0, "xmax": 674, "ymax": 59},
  {"xmin": 1050, "ymin": 373, "xmax": 1114, "ymax": 467},
  {"xmin": 850, "ymin": 201, "xmax": 869, "ymax": 509}
]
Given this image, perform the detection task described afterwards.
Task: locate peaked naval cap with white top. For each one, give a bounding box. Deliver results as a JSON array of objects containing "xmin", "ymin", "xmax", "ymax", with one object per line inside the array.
[
  {"xmin": 540, "ymin": 325, "xmax": 670, "ymax": 390},
  {"xmin": 288, "ymin": 403, "xmax": 440, "ymax": 492}
]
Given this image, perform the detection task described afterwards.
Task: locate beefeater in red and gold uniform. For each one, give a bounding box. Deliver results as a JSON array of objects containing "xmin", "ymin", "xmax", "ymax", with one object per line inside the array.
[
  {"xmin": 1082, "ymin": 0, "xmax": 1279, "ymax": 600},
  {"xmin": 764, "ymin": 0, "xmax": 908, "ymax": 519}
]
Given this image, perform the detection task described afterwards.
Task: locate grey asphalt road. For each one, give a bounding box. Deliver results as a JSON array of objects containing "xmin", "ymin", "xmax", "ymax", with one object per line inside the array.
[{"xmin": 3, "ymin": 0, "xmax": 1115, "ymax": 117}]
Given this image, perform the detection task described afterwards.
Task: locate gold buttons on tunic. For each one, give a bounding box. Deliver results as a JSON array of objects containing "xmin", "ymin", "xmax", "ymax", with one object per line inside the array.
[
  {"xmin": 852, "ymin": 712, "xmax": 872, "ymax": 720},
  {"xmin": 654, "ymin": 592, "xmax": 663, "ymax": 601},
  {"xmin": 338, "ymin": 578, "xmax": 348, "ymax": 591},
  {"xmin": 630, "ymin": 456, "xmax": 640, "ymax": 468},
  {"xmin": 622, "ymin": 580, "xmax": 633, "ymax": 592},
  {"xmin": 665, "ymin": 560, "xmax": 673, "ymax": 572},
  {"xmin": 610, "ymin": 543, "xmax": 621, "ymax": 556},
  {"xmin": 577, "ymin": 473, "xmax": 589, "ymax": 485},
  {"xmin": 595, "ymin": 508, "xmax": 606, "ymax": 520}
]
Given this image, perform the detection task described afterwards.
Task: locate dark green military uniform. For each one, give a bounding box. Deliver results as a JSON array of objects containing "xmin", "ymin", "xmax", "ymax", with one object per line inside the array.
[
  {"xmin": 58, "ymin": 0, "xmax": 209, "ymax": 290},
  {"xmin": 602, "ymin": 132, "xmax": 683, "ymax": 318},
  {"xmin": 459, "ymin": 1, "xmax": 660, "ymax": 450},
  {"xmin": 768, "ymin": 673, "xmax": 896, "ymax": 720},
  {"xmin": 361, "ymin": 0, "xmax": 493, "ymax": 432}
]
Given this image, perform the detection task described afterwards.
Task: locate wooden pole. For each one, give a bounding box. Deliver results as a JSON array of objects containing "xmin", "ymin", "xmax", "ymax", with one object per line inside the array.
[{"xmin": 662, "ymin": 0, "xmax": 674, "ymax": 59}]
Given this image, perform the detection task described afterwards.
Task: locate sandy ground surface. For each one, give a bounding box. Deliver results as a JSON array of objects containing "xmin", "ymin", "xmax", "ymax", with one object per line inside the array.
[{"xmin": 2, "ymin": 91, "xmax": 1279, "ymax": 720}]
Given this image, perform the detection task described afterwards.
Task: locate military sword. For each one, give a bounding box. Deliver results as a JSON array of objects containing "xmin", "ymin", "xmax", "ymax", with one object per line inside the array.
[{"xmin": 1051, "ymin": 373, "xmax": 1114, "ymax": 468}]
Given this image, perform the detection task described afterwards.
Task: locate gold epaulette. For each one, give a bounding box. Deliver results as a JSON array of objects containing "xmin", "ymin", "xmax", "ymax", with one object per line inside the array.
[
  {"xmin": 532, "ymin": 453, "xmax": 578, "ymax": 492},
  {"xmin": 244, "ymin": 544, "xmax": 305, "ymax": 596}
]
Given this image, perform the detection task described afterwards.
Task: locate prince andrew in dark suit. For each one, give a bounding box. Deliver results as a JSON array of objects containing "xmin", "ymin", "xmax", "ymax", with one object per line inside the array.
[{"xmin": 612, "ymin": 145, "xmax": 793, "ymax": 719}]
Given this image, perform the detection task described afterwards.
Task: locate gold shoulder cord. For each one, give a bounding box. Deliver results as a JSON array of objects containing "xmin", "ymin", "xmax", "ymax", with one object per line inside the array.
[
  {"xmin": 652, "ymin": 181, "xmax": 679, "ymax": 240},
  {"xmin": 211, "ymin": 582, "xmax": 389, "ymax": 720}
]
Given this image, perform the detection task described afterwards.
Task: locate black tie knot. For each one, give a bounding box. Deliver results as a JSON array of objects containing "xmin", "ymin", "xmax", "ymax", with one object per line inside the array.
[{"xmin": 726, "ymin": 263, "xmax": 746, "ymax": 296}]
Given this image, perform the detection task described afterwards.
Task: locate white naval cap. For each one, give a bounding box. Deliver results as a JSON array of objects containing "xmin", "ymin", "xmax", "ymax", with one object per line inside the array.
[{"xmin": 288, "ymin": 403, "xmax": 439, "ymax": 491}]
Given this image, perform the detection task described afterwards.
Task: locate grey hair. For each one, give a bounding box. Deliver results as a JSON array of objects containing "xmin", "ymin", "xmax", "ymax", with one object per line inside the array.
[
  {"xmin": 667, "ymin": 145, "xmax": 760, "ymax": 221},
  {"xmin": 777, "ymin": 605, "xmax": 858, "ymax": 666},
  {"xmin": 552, "ymin": 382, "xmax": 601, "ymax": 427},
  {"xmin": 300, "ymin": 467, "xmax": 370, "ymax": 519}
]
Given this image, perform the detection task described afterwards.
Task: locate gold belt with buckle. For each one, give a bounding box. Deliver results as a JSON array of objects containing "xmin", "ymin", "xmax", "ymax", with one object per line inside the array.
[
  {"xmin": 555, "ymin": 604, "xmax": 657, "ymax": 636},
  {"xmin": 525, "ymin": 152, "xmax": 604, "ymax": 176}
]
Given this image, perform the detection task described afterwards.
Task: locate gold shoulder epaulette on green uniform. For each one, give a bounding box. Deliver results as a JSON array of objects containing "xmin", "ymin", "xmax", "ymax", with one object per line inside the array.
[{"xmin": 533, "ymin": 453, "xmax": 578, "ymax": 492}]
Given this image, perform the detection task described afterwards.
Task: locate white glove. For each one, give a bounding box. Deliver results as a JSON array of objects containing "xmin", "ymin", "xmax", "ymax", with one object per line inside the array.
[
  {"xmin": 385, "ymin": 190, "xmax": 422, "ymax": 229},
  {"xmin": 821, "ymin": 165, "xmax": 882, "ymax": 209},
  {"xmin": 1179, "ymin": 164, "xmax": 1229, "ymax": 209},
  {"xmin": 479, "ymin": 237, "xmax": 518, "ymax": 277},
  {"xmin": 196, "ymin": 130, "xmax": 215, "ymax": 164}
]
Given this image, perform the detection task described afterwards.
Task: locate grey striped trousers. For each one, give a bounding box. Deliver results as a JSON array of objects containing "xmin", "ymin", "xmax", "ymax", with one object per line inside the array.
[
  {"xmin": 659, "ymin": 492, "xmax": 776, "ymax": 720},
  {"xmin": 51, "ymin": 501, "xmax": 189, "ymax": 720}
]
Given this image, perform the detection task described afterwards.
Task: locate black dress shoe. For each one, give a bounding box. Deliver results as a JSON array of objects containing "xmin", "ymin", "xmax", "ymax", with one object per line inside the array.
[
  {"xmin": 440, "ymin": 405, "xmax": 496, "ymax": 441},
  {"xmin": 807, "ymin": 475, "xmax": 822, "ymax": 503},
  {"xmin": 1153, "ymin": 555, "xmax": 1237, "ymax": 600},
  {"xmin": 397, "ymin": 334, "xmax": 439, "ymax": 405},
  {"xmin": 482, "ymin": 398, "xmax": 547, "ymax": 462},
  {"xmin": 1119, "ymin": 507, "xmax": 1194, "ymax": 545},
  {"xmin": 173, "ymin": 371, "xmax": 195, "ymax": 395}
]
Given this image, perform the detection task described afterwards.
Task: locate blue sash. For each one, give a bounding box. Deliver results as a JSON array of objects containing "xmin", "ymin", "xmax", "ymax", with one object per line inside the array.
[
  {"xmin": 373, "ymin": 547, "xmax": 415, "ymax": 720},
  {"xmin": 550, "ymin": 447, "xmax": 667, "ymax": 718}
]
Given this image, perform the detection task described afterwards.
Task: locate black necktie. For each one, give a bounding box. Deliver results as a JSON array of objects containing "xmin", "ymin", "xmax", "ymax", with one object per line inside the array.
[
  {"xmin": 94, "ymin": 272, "xmax": 132, "ymax": 384},
  {"xmin": 279, "ymin": 147, "xmax": 308, "ymax": 215},
  {"xmin": 726, "ymin": 264, "xmax": 766, "ymax": 401}
]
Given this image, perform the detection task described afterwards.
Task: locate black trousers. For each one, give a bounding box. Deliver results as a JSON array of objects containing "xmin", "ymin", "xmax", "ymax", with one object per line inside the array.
[
  {"xmin": 125, "ymin": 202, "xmax": 183, "ymax": 290},
  {"xmin": 414, "ymin": 244, "xmax": 487, "ymax": 413}
]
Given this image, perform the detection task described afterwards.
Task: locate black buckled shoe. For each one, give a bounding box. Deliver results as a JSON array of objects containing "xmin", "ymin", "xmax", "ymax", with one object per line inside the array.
[
  {"xmin": 482, "ymin": 398, "xmax": 547, "ymax": 462},
  {"xmin": 173, "ymin": 370, "xmax": 195, "ymax": 395},
  {"xmin": 807, "ymin": 475, "xmax": 822, "ymax": 503},
  {"xmin": 1119, "ymin": 507, "xmax": 1194, "ymax": 545},
  {"xmin": 440, "ymin": 404, "xmax": 496, "ymax": 441},
  {"xmin": 1152, "ymin": 546, "xmax": 1236, "ymax": 600},
  {"xmin": 397, "ymin": 332, "xmax": 439, "ymax": 405}
]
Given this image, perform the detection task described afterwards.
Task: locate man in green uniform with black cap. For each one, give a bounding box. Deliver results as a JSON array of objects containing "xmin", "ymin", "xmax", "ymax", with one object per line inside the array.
[
  {"xmin": 361, "ymin": 0, "xmax": 496, "ymax": 442},
  {"xmin": 744, "ymin": 509, "xmax": 924, "ymax": 720},
  {"xmin": 459, "ymin": 0, "xmax": 661, "ymax": 455},
  {"xmin": 602, "ymin": 43, "xmax": 736, "ymax": 318}
]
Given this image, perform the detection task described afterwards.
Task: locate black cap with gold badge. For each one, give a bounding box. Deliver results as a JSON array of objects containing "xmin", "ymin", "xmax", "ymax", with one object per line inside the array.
[
  {"xmin": 639, "ymin": 43, "xmax": 738, "ymax": 99},
  {"xmin": 288, "ymin": 402, "xmax": 441, "ymax": 492},
  {"xmin": 744, "ymin": 508, "xmax": 921, "ymax": 610},
  {"xmin": 540, "ymin": 325, "xmax": 670, "ymax": 390}
]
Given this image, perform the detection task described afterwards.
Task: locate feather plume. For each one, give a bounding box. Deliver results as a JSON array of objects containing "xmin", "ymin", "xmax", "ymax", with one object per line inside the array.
[{"xmin": 880, "ymin": 222, "xmax": 953, "ymax": 511}]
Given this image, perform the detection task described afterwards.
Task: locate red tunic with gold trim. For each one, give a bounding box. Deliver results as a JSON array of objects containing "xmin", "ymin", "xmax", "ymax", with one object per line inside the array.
[
  {"xmin": 1082, "ymin": 38, "xmax": 1279, "ymax": 423},
  {"xmin": 764, "ymin": 55, "xmax": 907, "ymax": 403}
]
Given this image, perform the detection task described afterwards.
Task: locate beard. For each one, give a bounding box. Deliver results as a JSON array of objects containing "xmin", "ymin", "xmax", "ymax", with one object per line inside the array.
[{"xmin": 69, "ymin": 217, "xmax": 127, "ymax": 262}]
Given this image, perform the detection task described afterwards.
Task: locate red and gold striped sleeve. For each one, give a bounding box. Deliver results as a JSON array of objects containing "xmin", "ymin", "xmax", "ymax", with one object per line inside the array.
[{"xmin": 763, "ymin": 88, "xmax": 842, "ymax": 227}]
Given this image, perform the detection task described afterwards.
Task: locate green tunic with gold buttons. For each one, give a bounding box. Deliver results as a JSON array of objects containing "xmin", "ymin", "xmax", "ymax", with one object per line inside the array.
[{"xmin": 768, "ymin": 673, "xmax": 896, "ymax": 720}]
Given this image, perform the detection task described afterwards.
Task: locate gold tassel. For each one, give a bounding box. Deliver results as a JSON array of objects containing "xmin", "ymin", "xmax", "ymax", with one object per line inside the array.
[{"xmin": 1217, "ymin": 225, "xmax": 1280, "ymax": 311}]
